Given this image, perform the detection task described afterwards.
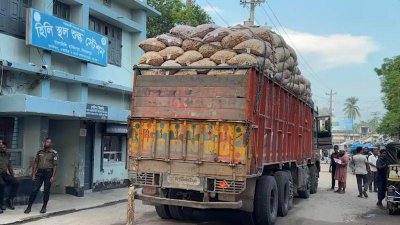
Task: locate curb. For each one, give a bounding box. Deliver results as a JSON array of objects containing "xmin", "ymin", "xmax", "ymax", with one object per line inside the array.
[{"xmin": 4, "ymin": 199, "xmax": 128, "ymax": 225}]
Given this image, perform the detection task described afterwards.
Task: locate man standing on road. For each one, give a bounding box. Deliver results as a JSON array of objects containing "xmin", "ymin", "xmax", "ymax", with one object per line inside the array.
[
  {"xmin": 353, "ymin": 147, "xmax": 369, "ymax": 198},
  {"xmin": 334, "ymin": 149, "xmax": 349, "ymax": 193},
  {"xmin": 329, "ymin": 145, "xmax": 339, "ymax": 190},
  {"xmin": 376, "ymin": 149, "xmax": 389, "ymax": 209},
  {"xmin": 0, "ymin": 141, "xmax": 19, "ymax": 214},
  {"xmin": 368, "ymin": 149, "xmax": 378, "ymax": 192},
  {"xmin": 24, "ymin": 138, "xmax": 58, "ymax": 214}
]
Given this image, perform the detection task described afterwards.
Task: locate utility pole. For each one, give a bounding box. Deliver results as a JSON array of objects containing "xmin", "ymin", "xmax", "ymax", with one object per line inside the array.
[
  {"xmin": 326, "ymin": 89, "xmax": 337, "ymax": 117},
  {"xmin": 240, "ymin": 0, "xmax": 265, "ymax": 26}
]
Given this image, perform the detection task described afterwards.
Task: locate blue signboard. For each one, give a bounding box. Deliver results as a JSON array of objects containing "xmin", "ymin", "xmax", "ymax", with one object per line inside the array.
[
  {"xmin": 332, "ymin": 118, "xmax": 353, "ymax": 131},
  {"xmin": 26, "ymin": 8, "xmax": 108, "ymax": 66}
]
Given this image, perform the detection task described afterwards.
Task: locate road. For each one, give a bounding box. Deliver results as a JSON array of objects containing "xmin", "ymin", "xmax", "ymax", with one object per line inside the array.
[{"xmin": 23, "ymin": 164, "xmax": 399, "ymax": 225}]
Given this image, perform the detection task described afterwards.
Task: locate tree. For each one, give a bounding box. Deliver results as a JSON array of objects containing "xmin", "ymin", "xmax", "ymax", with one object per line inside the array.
[
  {"xmin": 354, "ymin": 112, "xmax": 381, "ymax": 134},
  {"xmin": 147, "ymin": 0, "xmax": 213, "ymax": 38},
  {"xmin": 375, "ymin": 56, "xmax": 400, "ymax": 137},
  {"xmin": 343, "ymin": 97, "xmax": 361, "ymax": 121}
]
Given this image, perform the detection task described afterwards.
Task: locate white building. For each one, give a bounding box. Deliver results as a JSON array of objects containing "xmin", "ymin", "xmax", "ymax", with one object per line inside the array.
[{"xmin": 0, "ymin": 0, "xmax": 158, "ymax": 200}]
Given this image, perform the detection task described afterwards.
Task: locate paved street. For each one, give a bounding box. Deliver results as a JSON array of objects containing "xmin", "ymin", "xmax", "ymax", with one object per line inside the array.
[{"xmin": 21, "ymin": 164, "xmax": 399, "ymax": 225}]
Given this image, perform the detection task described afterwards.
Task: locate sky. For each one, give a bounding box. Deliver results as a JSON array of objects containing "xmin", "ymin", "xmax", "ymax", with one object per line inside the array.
[{"xmin": 196, "ymin": 0, "xmax": 400, "ymax": 121}]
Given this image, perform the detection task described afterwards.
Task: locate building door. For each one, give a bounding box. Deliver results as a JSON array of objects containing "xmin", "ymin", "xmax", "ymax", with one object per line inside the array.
[{"xmin": 84, "ymin": 123, "xmax": 95, "ymax": 190}]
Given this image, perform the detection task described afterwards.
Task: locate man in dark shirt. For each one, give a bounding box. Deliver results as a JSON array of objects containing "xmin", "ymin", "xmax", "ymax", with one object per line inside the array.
[
  {"xmin": 376, "ymin": 149, "xmax": 389, "ymax": 209},
  {"xmin": 329, "ymin": 145, "xmax": 340, "ymax": 190},
  {"xmin": 0, "ymin": 141, "xmax": 19, "ymax": 213}
]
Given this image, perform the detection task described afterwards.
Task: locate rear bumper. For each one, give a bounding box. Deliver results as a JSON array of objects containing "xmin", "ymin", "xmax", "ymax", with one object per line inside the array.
[{"xmin": 135, "ymin": 193, "xmax": 243, "ymax": 209}]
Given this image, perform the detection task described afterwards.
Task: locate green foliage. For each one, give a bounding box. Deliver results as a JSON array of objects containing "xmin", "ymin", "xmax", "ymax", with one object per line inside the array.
[
  {"xmin": 343, "ymin": 97, "xmax": 361, "ymax": 120},
  {"xmin": 147, "ymin": 0, "xmax": 213, "ymax": 38},
  {"xmin": 375, "ymin": 56, "xmax": 400, "ymax": 137},
  {"xmin": 354, "ymin": 112, "xmax": 381, "ymax": 133}
]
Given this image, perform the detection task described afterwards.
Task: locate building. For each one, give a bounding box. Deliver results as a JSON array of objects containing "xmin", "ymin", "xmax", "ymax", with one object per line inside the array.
[{"xmin": 0, "ymin": 0, "xmax": 158, "ymax": 199}]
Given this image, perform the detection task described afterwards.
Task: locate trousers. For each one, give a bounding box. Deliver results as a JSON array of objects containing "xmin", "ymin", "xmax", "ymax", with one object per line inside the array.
[
  {"xmin": 369, "ymin": 171, "xmax": 377, "ymax": 191},
  {"xmin": 0, "ymin": 173, "xmax": 19, "ymax": 205},
  {"xmin": 356, "ymin": 174, "xmax": 368, "ymax": 194},
  {"xmin": 331, "ymin": 167, "xmax": 336, "ymax": 188},
  {"xmin": 376, "ymin": 174, "xmax": 387, "ymax": 203},
  {"xmin": 28, "ymin": 169, "xmax": 53, "ymax": 204}
]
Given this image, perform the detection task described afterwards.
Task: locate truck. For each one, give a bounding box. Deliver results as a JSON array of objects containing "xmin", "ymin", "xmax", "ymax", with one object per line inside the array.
[{"xmin": 128, "ymin": 65, "xmax": 332, "ymax": 225}]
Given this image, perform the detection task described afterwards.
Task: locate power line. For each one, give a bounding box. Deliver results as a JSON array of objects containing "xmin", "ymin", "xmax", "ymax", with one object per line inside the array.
[
  {"xmin": 261, "ymin": 2, "xmax": 332, "ymax": 91},
  {"xmin": 204, "ymin": 0, "xmax": 230, "ymax": 26}
]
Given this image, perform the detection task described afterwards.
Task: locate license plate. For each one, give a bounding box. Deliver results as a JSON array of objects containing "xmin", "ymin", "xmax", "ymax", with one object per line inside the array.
[{"xmin": 163, "ymin": 174, "xmax": 203, "ymax": 191}]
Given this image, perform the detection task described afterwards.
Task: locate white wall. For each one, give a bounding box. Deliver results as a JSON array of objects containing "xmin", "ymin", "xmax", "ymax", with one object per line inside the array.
[
  {"xmin": 88, "ymin": 87, "xmax": 129, "ymax": 109},
  {"xmin": 0, "ymin": 34, "xmax": 30, "ymax": 63},
  {"xmin": 50, "ymin": 80, "xmax": 68, "ymax": 101}
]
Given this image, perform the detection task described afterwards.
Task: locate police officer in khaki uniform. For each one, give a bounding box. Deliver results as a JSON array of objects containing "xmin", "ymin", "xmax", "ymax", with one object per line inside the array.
[
  {"xmin": 24, "ymin": 138, "xmax": 58, "ymax": 214},
  {"xmin": 0, "ymin": 140, "xmax": 19, "ymax": 214}
]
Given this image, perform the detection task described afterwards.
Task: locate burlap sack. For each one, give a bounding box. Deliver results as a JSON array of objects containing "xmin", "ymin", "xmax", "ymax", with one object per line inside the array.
[
  {"xmin": 228, "ymin": 53, "xmax": 258, "ymax": 66},
  {"xmin": 159, "ymin": 46, "xmax": 184, "ymax": 60},
  {"xmin": 287, "ymin": 45, "xmax": 297, "ymax": 61},
  {"xmin": 182, "ymin": 37, "xmax": 203, "ymax": 51},
  {"xmin": 190, "ymin": 58, "xmax": 217, "ymax": 74},
  {"xmin": 221, "ymin": 30, "xmax": 252, "ymax": 49},
  {"xmin": 256, "ymin": 57, "xmax": 273, "ymax": 70},
  {"xmin": 294, "ymin": 66, "xmax": 301, "ymax": 75},
  {"xmin": 207, "ymin": 64, "xmax": 234, "ymax": 75},
  {"xmin": 198, "ymin": 42, "xmax": 222, "ymax": 58},
  {"xmin": 175, "ymin": 50, "xmax": 203, "ymax": 65},
  {"xmin": 175, "ymin": 69, "xmax": 198, "ymax": 75},
  {"xmin": 272, "ymin": 47, "xmax": 291, "ymax": 62},
  {"xmin": 191, "ymin": 24, "xmax": 219, "ymax": 39},
  {"xmin": 170, "ymin": 25, "xmax": 195, "ymax": 38},
  {"xmin": 250, "ymin": 27, "xmax": 272, "ymax": 42},
  {"xmin": 139, "ymin": 38, "xmax": 166, "ymax": 52},
  {"xmin": 210, "ymin": 50, "xmax": 237, "ymax": 64},
  {"xmin": 233, "ymin": 39, "xmax": 273, "ymax": 57},
  {"xmin": 138, "ymin": 64, "xmax": 164, "ymax": 76},
  {"xmin": 156, "ymin": 34, "xmax": 183, "ymax": 47},
  {"xmin": 270, "ymin": 32, "xmax": 286, "ymax": 47},
  {"xmin": 274, "ymin": 57, "xmax": 295, "ymax": 72},
  {"xmin": 139, "ymin": 51, "xmax": 164, "ymax": 66},
  {"xmin": 203, "ymin": 27, "xmax": 231, "ymax": 42},
  {"xmin": 234, "ymin": 69, "xmax": 248, "ymax": 75},
  {"xmin": 161, "ymin": 60, "xmax": 181, "ymax": 75},
  {"xmin": 273, "ymin": 70, "xmax": 292, "ymax": 81}
]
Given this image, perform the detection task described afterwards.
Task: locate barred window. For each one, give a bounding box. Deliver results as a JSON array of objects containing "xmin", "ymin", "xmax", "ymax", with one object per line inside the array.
[{"xmin": 53, "ymin": 0, "xmax": 70, "ymax": 21}]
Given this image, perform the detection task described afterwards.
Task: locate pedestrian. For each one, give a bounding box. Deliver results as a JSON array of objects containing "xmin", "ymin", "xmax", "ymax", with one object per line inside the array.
[
  {"xmin": 329, "ymin": 145, "xmax": 340, "ymax": 190},
  {"xmin": 353, "ymin": 147, "xmax": 369, "ymax": 198},
  {"xmin": 323, "ymin": 149, "xmax": 329, "ymax": 164},
  {"xmin": 24, "ymin": 138, "xmax": 58, "ymax": 214},
  {"xmin": 334, "ymin": 149, "xmax": 349, "ymax": 193},
  {"xmin": 0, "ymin": 141, "xmax": 19, "ymax": 214},
  {"xmin": 368, "ymin": 149, "xmax": 378, "ymax": 192},
  {"xmin": 376, "ymin": 149, "xmax": 389, "ymax": 209}
]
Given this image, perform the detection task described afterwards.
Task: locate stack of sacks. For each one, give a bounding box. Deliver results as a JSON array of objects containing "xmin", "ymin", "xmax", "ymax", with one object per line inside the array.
[{"xmin": 137, "ymin": 24, "xmax": 312, "ymax": 104}]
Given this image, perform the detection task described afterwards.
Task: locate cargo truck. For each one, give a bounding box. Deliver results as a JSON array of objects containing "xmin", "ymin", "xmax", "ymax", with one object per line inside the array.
[{"xmin": 128, "ymin": 65, "xmax": 332, "ymax": 225}]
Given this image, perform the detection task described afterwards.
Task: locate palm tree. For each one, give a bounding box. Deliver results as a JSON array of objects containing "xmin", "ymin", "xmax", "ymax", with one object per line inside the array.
[{"xmin": 343, "ymin": 97, "xmax": 361, "ymax": 120}]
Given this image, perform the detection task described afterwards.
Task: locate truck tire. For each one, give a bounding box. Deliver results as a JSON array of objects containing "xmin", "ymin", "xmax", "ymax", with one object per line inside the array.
[
  {"xmin": 274, "ymin": 171, "xmax": 290, "ymax": 217},
  {"xmin": 155, "ymin": 205, "xmax": 171, "ymax": 219},
  {"xmin": 254, "ymin": 176, "xmax": 278, "ymax": 225},
  {"xmin": 285, "ymin": 171, "xmax": 294, "ymax": 210},
  {"xmin": 309, "ymin": 164, "xmax": 318, "ymax": 194},
  {"xmin": 168, "ymin": 189, "xmax": 193, "ymax": 220},
  {"xmin": 298, "ymin": 173, "xmax": 310, "ymax": 199}
]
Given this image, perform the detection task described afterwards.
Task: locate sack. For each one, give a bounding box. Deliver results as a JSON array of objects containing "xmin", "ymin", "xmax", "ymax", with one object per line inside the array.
[
  {"xmin": 250, "ymin": 26, "xmax": 272, "ymax": 42},
  {"xmin": 175, "ymin": 69, "xmax": 198, "ymax": 76},
  {"xmin": 191, "ymin": 24, "xmax": 219, "ymax": 39},
  {"xmin": 228, "ymin": 53, "xmax": 258, "ymax": 66},
  {"xmin": 182, "ymin": 37, "xmax": 203, "ymax": 51},
  {"xmin": 210, "ymin": 50, "xmax": 237, "ymax": 64},
  {"xmin": 170, "ymin": 25, "xmax": 195, "ymax": 38},
  {"xmin": 158, "ymin": 46, "xmax": 184, "ymax": 60},
  {"xmin": 198, "ymin": 42, "xmax": 222, "ymax": 58},
  {"xmin": 161, "ymin": 60, "xmax": 181, "ymax": 75},
  {"xmin": 207, "ymin": 64, "xmax": 234, "ymax": 75},
  {"xmin": 190, "ymin": 58, "xmax": 216, "ymax": 74},
  {"xmin": 156, "ymin": 34, "xmax": 183, "ymax": 47},
  {"xmin": 256, "ymin": 57, "xmax": 273, "ymax": 70},
  {"xmin": 139, "ymin": 38, "xmax": 166, "ymax": 52},
  {"xmin": 138, "ymin": 64, "xmax": 164, "ymax": 76},
  {"xmin": 233, "ymin": 39, "xmax": 273, "ymax": 57},
  {"xmin": 221, "ymin": 30, "xmax": 252, "ymax": 49},
  {"xmin": 270, "ymin": 32, "xmax": 286, "ymax": 47},
  {"xmin": 175, "ymin": 50, "xmax": 203, "ymax": 65},
  {"xmin": 272, "ymin": 47, "xmax": 291, "ymax": 62},
  {"xmin": 138, "ymin": 51, "xmax": 164, "ymax": 66},
  {"xmin": 203, "ymin": 27, "xmax": 231, "ymax": 42}
]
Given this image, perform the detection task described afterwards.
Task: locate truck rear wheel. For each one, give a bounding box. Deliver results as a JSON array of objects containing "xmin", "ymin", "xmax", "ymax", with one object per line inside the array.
[
  {"xmin": 254, "ymin": 176, "xmax": 278, "ymax": 225},
  {"xmin": 309, "ymin": 164, "xmax": 318, "ymax": 194},
  {"xmin": 155, "ymin": 205, "xmax": 171, "ymax": 219},
  {"xmin": 274, "ymin": 171, "xmax": 290, "ymax": 217},
  {"xmin": 298, "ymin": 174, "xmax": 310, "ymax": 199},
  {"xmin": 168, "ymin": 189, "xmax": 193, "ymax": 220},
  {"xmin": 285, "ymin": 171, "xmax": 294, "ymax": 210}
]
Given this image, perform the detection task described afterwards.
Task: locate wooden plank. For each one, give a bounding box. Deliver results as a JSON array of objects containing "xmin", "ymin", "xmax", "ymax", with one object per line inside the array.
[
  {"xmin": 135, "ymin": 86, "xmax": 247, "ymax": 98},
  {"xmin": 134, "ymin": 96, "xmax": 247, "ymax": 109},
  {"xmin": 133, "ymin": 106, "xmax": 246, "ymax": 121},
  {"xmin": 136, "ymin": 74, "xmax": 248, "ymax": 87}
]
